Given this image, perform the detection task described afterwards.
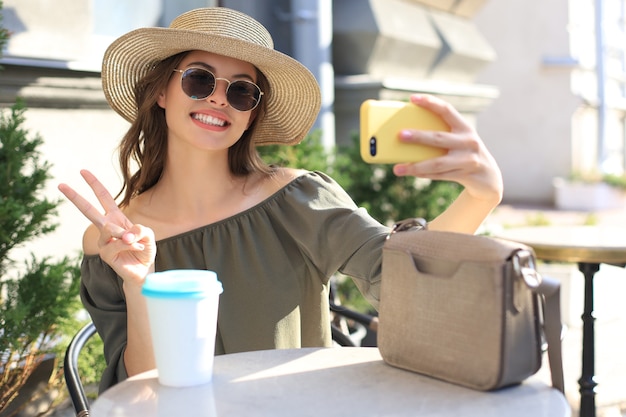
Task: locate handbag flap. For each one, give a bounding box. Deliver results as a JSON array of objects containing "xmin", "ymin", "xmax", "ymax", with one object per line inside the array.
[{"xmin": 385, "ymin": 228, "xmax": 535, "ymax": 265}]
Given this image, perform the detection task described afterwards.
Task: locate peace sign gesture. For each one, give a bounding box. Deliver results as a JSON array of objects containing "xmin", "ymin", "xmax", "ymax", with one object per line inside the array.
[{"xmin": 58, "ymin": 170, "xmax": 156, "ymax": 285}]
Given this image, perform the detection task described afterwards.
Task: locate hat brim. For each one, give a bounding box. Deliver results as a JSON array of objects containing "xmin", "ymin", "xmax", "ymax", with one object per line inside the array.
[{"xmin": 102, "ymin": 27, "xmax": 321, "ymax": 146}]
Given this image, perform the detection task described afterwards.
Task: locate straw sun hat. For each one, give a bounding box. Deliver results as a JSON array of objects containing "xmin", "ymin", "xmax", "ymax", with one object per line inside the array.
[{"xmin": 101, "ymin": 7, "xmax": 321, "ymax": 146}]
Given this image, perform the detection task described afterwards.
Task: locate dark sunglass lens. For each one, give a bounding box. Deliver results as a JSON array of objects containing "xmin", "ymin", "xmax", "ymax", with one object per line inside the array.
[
  {"xmin": 227, "ymin": 81, "xmax": 261, "ymax": 111},
  {"xmin": 182, "ymin": 69, "xmax": 215, "ymax": 100}
]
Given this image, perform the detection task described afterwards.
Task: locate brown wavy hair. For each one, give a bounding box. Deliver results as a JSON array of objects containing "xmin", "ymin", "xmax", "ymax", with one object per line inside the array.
[{"xmin": 115, "ymin": 51, "xmax": 274, "ymax": 208}]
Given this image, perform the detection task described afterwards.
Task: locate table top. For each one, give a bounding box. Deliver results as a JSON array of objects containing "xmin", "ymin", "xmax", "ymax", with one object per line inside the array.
[
  {"xmin": 496, "ymin": 225, "xmax": 626, "ymax": 264},
  {"xmin": 90, "ymin": 347, "xmax": 570, "ymax": 417}
]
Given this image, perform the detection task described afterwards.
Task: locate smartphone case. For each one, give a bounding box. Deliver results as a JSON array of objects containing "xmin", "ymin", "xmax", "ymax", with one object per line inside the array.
[{"xmin": 360, "ymin": 100, "xmax": 449, "ymax": 164}]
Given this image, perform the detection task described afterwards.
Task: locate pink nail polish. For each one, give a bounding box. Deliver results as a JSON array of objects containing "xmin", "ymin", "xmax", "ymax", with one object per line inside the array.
[{"xmin": 400, "ymin": 130, "xmax": 412, "ymax": 140}]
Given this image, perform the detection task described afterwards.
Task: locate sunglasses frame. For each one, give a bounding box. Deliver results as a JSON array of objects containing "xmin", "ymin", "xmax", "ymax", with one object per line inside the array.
[{"xmin": 173, "ymin": 67, "xmax": 264, "ymax": 112}]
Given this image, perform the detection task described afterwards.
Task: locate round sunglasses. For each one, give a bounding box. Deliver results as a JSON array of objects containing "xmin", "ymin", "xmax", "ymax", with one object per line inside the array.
[{"xmin": 173, "ymin": 67, "xmax": 264, "ymax": 112}]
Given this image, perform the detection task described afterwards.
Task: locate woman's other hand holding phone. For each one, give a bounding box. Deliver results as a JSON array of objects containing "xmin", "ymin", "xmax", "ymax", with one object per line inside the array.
[
  {"xmin": 393, "ymin": 94, "xmax": 503, "ymax": 204},
  {"xmin": 393, "ymin": 94, "xmax": 503, "ymax": 233}
]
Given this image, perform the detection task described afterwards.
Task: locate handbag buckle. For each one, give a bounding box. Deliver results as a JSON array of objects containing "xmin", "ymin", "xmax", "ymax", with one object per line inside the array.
[
  {"xmin": 387, "ymin": 218, "xmax": 428, "ymax": 239},
  {"xmin": 512, "ymin": 249, "xmax": 541, "ymax": 289}
]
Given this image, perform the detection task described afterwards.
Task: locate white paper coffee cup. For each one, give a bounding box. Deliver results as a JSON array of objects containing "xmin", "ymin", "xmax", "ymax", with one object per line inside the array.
[{"xmin": 142, "ymin": 269, "xmax": 223, "ymax": 387}]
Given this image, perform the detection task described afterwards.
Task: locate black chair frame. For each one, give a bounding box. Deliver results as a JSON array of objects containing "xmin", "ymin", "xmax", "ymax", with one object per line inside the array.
[{"xmin": 64, "ymin": 322, "xmax": 97, "ymax": 417}]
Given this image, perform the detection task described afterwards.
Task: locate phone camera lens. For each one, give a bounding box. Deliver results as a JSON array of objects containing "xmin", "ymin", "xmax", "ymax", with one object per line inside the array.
[{"xmin": 369, "ymin": 137, "xmax": 377, "ymax": 156}]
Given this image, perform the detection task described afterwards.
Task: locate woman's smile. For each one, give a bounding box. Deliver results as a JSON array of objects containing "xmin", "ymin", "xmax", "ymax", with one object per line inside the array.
[{"xmin": 191, "ymin": 111, "xmax": 229, "ymax": 128}]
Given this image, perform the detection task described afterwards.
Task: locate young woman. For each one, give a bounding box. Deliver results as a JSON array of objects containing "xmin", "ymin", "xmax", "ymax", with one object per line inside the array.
[{"xmin": 58, "ymin": 7, "xmax": 503, "ymax": 392}]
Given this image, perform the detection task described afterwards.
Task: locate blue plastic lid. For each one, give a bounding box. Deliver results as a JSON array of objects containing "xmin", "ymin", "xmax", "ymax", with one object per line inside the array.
[{"xmin": 142, "ymin": 269, "xmax": 223, "ymax": 299}]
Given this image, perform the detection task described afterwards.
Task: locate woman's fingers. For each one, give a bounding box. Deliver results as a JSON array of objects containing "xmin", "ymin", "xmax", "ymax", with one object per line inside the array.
[
  {"xmin": 99, "ymin": 224, "xmax": 156, "ymax": 270},
  {"xmin": 408, "ymin": 94, "xmax": 469, "ymax": 133},
  {"xmin": 392, "ymin": 94, "xmax": 503, "ymax": 202},
  {"xmin": 397, "ymin": 129, "xmax": 478, "ymax": 155},
  {"xmin": 58, "ymin": 182, "xmax": 107, "ymax": 227},
  {"xmin": 61, "ymin": 180, "xmax": 145, "ymax": 257},
  {"xmin": 59, "ymin": 170, "xmax": 132, "ymax": 230},
  {"xmin": 394, "ymin": 131, "xmax": 479, "ymax": 176},
  {"xmin": 60, "ymin": 171, "xmax": 157, "ymax": 284},
  {"xmin": 80, "ymin": 169, "xmax": 121, "ymax": 216},
  {"xmin": 123, "ymin": 224, "xmax": 155, "ymax": 253},
  {"xmin": 98, "ymin": 222, "xmax": 133, "ymax": 247},
  {"xmin": 397, "ymin": 95, "xmax": 479, "ymax": 151}
]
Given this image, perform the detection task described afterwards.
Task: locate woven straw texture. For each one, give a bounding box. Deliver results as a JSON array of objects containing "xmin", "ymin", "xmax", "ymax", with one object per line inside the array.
[{"xmin": 101, "ymin": 7, "xmax": 321, "ymax": 146}]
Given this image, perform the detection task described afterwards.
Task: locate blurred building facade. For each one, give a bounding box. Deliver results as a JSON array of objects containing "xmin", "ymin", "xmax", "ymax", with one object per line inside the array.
[
  {"xmin": 0, "ymin": 0, "xmax": 498, "ymax": 260},
  {"xmin": 475, "ymin": 0, "xmax": 626, "ymax": 205},
  {"xmin": 3, "ymin": 0, "xmax": 622, "ymax": 260}
]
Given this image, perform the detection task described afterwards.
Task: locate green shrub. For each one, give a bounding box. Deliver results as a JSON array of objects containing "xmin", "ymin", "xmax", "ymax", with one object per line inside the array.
[
  {"xmin": 0, "ymin": 257, "xmax": 82, "ymax": 404},
  {"xmin": 0, "ymin": 101, "xmax": 93, "ymax": 412},
  {"xmin": 333, "ymin": 135, "xmax": 462, "ymax": 225}
]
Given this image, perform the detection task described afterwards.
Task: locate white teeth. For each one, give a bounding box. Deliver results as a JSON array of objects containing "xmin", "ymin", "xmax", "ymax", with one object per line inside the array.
[{"xmin": 193, "ymin": 113, "xmax": 226, "ymax": 127}]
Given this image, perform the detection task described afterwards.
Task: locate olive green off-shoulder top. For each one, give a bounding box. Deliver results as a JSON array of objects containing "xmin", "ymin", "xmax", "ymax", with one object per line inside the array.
[{"xmin": 80, "ymin": 171, "xmax": 389, "ymax": 392}]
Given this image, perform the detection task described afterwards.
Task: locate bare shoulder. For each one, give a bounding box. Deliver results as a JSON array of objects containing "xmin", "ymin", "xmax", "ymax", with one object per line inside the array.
[
  {"xmin": 82, "ymin": 223, "xmax": 100, "ymax": 256},
  {"xmin": 252, "ymin": 167, "xmax": 309, "ymax": 200},
  {"xmin": 271, "ymin": 167, "xmax": 309, "ymax": 186}
]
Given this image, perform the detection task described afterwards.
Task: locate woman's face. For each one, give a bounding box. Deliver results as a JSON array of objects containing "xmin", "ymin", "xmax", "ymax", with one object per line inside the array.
[{"xmin": 157, "ymin": 50, "xmax": 259, "ymax": 155}]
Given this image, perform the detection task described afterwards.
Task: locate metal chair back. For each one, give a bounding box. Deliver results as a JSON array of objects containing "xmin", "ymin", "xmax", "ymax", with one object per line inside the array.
[{"xmin": 64, "ymin": 322, "xmax": 97, "ymax": 417}]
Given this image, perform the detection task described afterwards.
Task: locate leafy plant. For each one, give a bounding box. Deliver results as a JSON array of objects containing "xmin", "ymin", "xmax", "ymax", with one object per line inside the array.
[
  {"xmin": 333, "ymin": 135, "xmax": 462, "ymax": 225},
  {"xmin": 260, "ymin": 130, "xmax": 330, "ymax": 173},
  {"xmin": 0, "ymin": 257, "xmax": 82, "ymax": 409},
  {"xmin": 582, "ymin": 213, "xmax": 599, "ymax": 226},
  {"xmin": 0, "ymin": 104, "xmax": 58, "ymax": 273},
  {"xmin": 567, "ymin": 170, "xmax": 626, "ymax": 190},
  {"xmin": 0, "ymin": 102, "xmax": 88, "ymax": 413},
  {"xmin": 525, "ymin": 212, "xmax": 551, "ymax": 227},
  {"xmin": 0, "ymin": 0, "xmax": 7, "ymax": 71},
  {"xmin": 601, "ymin": 173, "xmax": 626, "ymax": 190}
]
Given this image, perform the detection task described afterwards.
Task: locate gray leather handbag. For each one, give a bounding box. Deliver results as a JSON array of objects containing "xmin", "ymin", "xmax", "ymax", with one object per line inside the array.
[{"xmin": 378, "ymin": 219, "xmax": 564, "ymax": 393}]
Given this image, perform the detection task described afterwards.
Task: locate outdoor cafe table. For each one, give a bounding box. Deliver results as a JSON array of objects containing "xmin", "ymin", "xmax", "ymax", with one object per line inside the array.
[
  {"xmin": 90, "ymin": 347, "xmax": 569, "ymax": 417},
  {"xmin": 497, "ymin": 225, "xmax": 626, "ymax": 417}
]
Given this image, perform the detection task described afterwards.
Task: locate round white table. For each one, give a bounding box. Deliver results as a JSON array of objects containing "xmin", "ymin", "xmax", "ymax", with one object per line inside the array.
[{"xmin": 90, "ymin": 347, "xmax": 570, "ymax": 417}]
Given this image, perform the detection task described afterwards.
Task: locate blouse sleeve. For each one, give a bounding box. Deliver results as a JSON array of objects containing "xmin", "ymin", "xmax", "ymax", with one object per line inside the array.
[
  {"xmin": 281, "ymin": 172, "xmax": 390, "ymax": 309},
  {"xmin": 80, "ymin": 255, "xmax": 128, "ymax": 393}
]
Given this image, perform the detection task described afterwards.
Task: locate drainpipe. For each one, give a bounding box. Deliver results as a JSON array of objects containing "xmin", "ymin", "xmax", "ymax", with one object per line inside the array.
[
  {"xmin": 595, "ymin": 0, "xmax": 608, "ymax": 174},
  {"xmin": 289, "ymin": 0, "xmax": 335, "ymax": 150},
  {"xmin": 621, "ymin": 0, "xmax": 626, "ymax": 174},
  {"xmin": 623, "ymin": 0, "xmax": 626, "ymax": 98}
]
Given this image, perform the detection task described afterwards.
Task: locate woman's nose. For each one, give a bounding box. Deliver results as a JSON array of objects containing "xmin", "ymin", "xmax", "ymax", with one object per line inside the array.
[{"xmin": 207, "ymin": 78, "xmax": 229, "ymax": 107}]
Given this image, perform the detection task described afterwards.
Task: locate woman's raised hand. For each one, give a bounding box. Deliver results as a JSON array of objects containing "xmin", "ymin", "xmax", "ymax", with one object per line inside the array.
[
  {"xmin": 393, "ymin": 94, "xmax": 503, "ymax": 205},
  {"xmin": 58, "ymin": 170, "xmax": 156, "ymax": 285}
]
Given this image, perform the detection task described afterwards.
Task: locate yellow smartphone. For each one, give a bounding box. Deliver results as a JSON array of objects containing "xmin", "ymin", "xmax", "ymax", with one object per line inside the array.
[{"xmin": 360, "ymin": 99, "xmax": 449, "ymax": 164}]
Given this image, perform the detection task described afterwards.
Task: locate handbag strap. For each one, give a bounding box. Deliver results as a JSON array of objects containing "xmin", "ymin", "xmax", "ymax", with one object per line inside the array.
[
  {"xmin": 537, "ymin": 275, "xmax": 565, "ymax": 393},
  {"xmin": 514, "ymin": 250, "xmax": 565, "ymax": 393}
]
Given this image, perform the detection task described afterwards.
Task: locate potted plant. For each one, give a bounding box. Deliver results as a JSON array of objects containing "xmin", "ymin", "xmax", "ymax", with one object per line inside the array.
[
  {"xmin": 553, "ymin": 172, "xmax": 626, "ymax": 211},
  {"xmin": 0, "ymin": 99, "xmax": 86, "ymax": 416}
]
